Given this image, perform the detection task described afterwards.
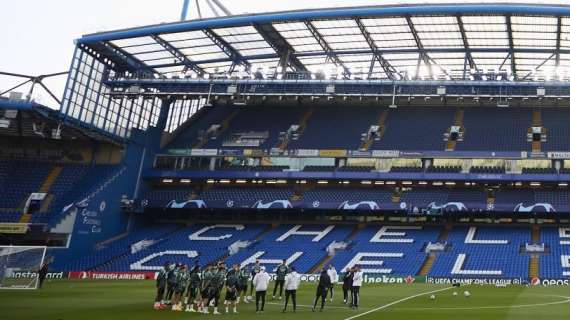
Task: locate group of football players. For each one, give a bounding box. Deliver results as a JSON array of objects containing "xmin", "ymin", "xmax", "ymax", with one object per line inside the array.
[
  {"xmin": 152, "ymin": 259, "xmax": 363, "ymax": 314},
  {"xmin": 154, "ymin": 260, "xmax": 248, "ymax": 314}
]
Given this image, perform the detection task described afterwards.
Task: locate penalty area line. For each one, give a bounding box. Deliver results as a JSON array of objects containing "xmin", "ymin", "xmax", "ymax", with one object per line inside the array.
[{"xmin": 344, "ymin": 286, "xmax": 455, "ymax": 320}]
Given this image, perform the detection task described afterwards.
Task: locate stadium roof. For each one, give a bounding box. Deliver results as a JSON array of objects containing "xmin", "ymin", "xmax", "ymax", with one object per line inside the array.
[
  {"xmin": 77, "ymin": 3, "xmax": 570, "ymax": 81},
  {"xmin": 0, "ymin": 97, "xmax": 121, "ymax": 144}
]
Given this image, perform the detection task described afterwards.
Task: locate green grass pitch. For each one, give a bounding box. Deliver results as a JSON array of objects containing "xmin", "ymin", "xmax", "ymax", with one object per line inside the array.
[{"xmin": 1, "ymin": 280, "xmax": 570, "ymax": 320}]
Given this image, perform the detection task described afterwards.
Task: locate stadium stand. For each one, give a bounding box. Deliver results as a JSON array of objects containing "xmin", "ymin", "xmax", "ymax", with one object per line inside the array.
[{"xmin": 7, "ymin": 3, "xmax": 570, "ymax": 290}]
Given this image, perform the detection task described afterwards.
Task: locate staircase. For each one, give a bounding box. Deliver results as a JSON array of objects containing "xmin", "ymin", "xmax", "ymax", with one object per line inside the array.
[
  {"xmin": 391, "ymin": 189, "xmax": 401, "ymax": 203},
  {"xmin": 39, "ymin": 166, "xmax": 62, "ymax": 193},
  {"xmin": 529, "ymin": 255, "xmax": 539, "ymax": 278},
  {"xmin": 310, "ymin": 224, "xmax": 363, "ymax": 273},
  {"xmin": 38, "ymin": 194, "xmax": 54, "ymax": 213},
  {"xmin": 445, "ymin": 109, "xmax": 464, "ymax": 151},
  {"xmin": 529, "ymin": 226, "xmax": 540, "ymax": 278},
  {"xmin": 419, "ymin": 255, "xmax": 436, "ymax": 276},
  {"xmin": 193, "ymin": 110, "xmax": 238, "ymax": 148},
  {"xmin": 530, "ymin": 110, "xmax": 542, "ymax": 153},
  {"xmin": 277, "ymin": 108, "xmax": 314, "ymax": 150},
  {"xmin": 419, "ymin": 224, "xmax": 452, "ymax": 276},
  {"xmin": 360, "ymin": 110, "xmax": 388, "ymax": 151},
  {"xmin": 19, "ymin": 166, "xmax": 63, "ymax": 223},
  {"xmin": 18, "ymin": 213, "xmax": 32, "ymax": 223}
]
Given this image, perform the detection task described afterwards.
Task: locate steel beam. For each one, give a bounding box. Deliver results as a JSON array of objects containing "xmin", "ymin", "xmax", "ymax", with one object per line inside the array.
[
  {"xmin": 203, "ymin": 28, "xmax": 251, "ymax": 72},
  {"xmin": 457, "ymin": 16, "xmax": 477, "ymax": 71},
  {"xmin": 86, "ymin": 42, "xmax": 155, "ymax": 74},
  {"xmin": 406, "ymin": 16, "xmax": 432, "ymax": 78},
  {"xmin": 304, "ymin": 21, "xmax": 351, "ymax": 78},
  {"xmin": 355, "ymin": 18, "xmax": 399, "ymax": 80},
  {"xmin": 556, "ymin": 16, "xmax": 562, "ymax": 68},
  {"xmin": 506, "ymin": 15, "xmax": 517, "ymax": 79},
  {"xmin": 253, "ymin": 23, "xmax": 308, "ymax": 73},
  {"xmin": 150, "ymin": 34, "xmax": 204, "ymax": 75}
]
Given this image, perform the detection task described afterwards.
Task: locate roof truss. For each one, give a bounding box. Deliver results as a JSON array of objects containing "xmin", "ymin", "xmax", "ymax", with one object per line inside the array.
[
  {"xmin": 304, "ymin": 21, "xmax": 351, "ymax": 78},
  {"xmin": 150, "ymin": 34, "xmax": 205, "ymax": 74}
]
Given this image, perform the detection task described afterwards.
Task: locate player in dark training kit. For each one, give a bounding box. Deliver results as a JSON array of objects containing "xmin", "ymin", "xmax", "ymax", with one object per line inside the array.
[
  {"xmin": 342, "ymin": 267, "xmax": 354, "ymax": 305},
  {"xmin": 184, "ymin": 265, "xmax": 201, "ymax": 312},
  {"xmin": 153, "ymin": 262, "xmax": 170, "ymax": 310},
  {"xmin": 200, "ymin": 266, "xmax": 214, "ymax": 313},
  {"xmin": 165, "ymin": 262, "xmax": 177, "ymax": 304},
  {"xmin": 204, "ymin": 262, "xmax": 225, "ymax": 315},
  {"xmin": 312, "ymin": 269, "xmax": 332, "ymax": 312},
  {"xmin": 237, "ymin": 265, "xmax": 249, "ymax": 304},
  {"xmin": 172, "ymin": 264, "xmax": 189, "ymax": 311},
  {"xmin": 224, "ymin": 264, "xmax": 240, "ymax": 314},
  {"xmin": 272, "ymin": 259, "xmax": 289, "ymax": 300}
]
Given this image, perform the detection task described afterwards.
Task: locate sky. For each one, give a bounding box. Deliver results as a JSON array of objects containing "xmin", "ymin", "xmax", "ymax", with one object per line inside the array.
[{"xmin": 0, "ymin": 0, "xmax": 568, "ymax": 108}]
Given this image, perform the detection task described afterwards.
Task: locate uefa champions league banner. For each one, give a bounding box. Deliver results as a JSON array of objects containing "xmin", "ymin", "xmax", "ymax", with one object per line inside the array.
[
  {"xmin": 159, "ymin": 198, "xmax": 569, "ymax": 213},
  {"xmin": 426, "ymin": 277, "xmax": 525, "ymax": 285}
]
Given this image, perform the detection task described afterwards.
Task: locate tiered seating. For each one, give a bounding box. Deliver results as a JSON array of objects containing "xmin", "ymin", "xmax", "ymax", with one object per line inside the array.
[
  {"xmin": 217, "ymin": 165, "xmax": 289, "ymax": 172},
  {"xmin": 205, "ymin": 106, "xmax": 304, "ymax": 149},
  {"xmin": 400, "ymin": 189, "xmax": 449, "ymax": 207},
  {"xmin": 540, "ymin": 108, "xmax": 570, "ymax": 152},
  {"xmin": 302, "ymin": 187, "xmax": 392, "ymax": 203},
  {"xmin": 540, "ymin": 227, "xmax": 570, "ymax": 278},
  {"xmin": 560, "ymin": 168, "xmax": 570, "ymax": 174},
  {"xmin": 226, "ymin": 225, "xmax": 353, "ymax": 273},
  {"xmin": 0, "ymin": 161, "xmax": 52, "ymax": 210},
  {"xmin": 457, "ymin": 108, "xmax": 531, "ymax": 151},
  {"xmin": 166, "ymin": 106, "xmax": 232, "ymax": 149},
  {"xmin": 289, "ymin": 106, "xmax": 380, "ymax": 150},
  {"xmin": 429, "ymin": 227, "xmax": 530, "ymax": 278},
  {"xmin": 390, "ymin": 166, "xmax": 423, "ymax": 173},
  {"xmin": 427, "ymin": 165, "xmax": 462, "ymax": 173},
  {"xmin": 330, "ymin": 226, "xmax": 441, "ymax": 274},
  {"xmin": 522, "ymin": 167, "xmax": 557, "ymax": 174},
  {"xmin": 470, "ymin": 166, "xmax": 505, "ymax": 174},
  {"xmin": 447, "ymin": 188, "xmax": 487, "ymax": 203},
  {"xmin": 143, "ymin": 189, "xmax": 192, "ymax": 208},
  {"xmin": 494, "ymin": 189, "xmax": 535, "ymax": 206},
  {"xmin": 199, "ymin": 187, "xmax": 293, "ymax": 207},
  {"xmin": 372, "ymin": 107, "xmax": 454, "ymax": 151},
  {"xmin": 101, "ymin": 224, "xmax": 265, "ymax": 272},
  {"xmin": 337, "ymin": 166, "xmax": 375, "ymax": 172},
  {"xmin": 58, "ymin": 224, "xmax": 179, "ymax": 271},
  {"xmin": 303, "ymin": 165, "xmax": 336, "ymax": 172},
  {"xmin": 534, "ymin": 190, "xmax": 570, "ymax": 207}
]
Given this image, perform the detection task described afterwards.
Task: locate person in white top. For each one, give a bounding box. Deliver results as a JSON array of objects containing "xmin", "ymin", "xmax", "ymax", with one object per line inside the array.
[
  {"xmin": 252, "ymin": 266, "xmax": 270, "ymax": 313},
  {"xmin": 326, "ymin": 265, "xmax": 338, "ymax": 302},
  {"xmin": 282, "ymin": 266, "xmax": 301, "ymax": 313},
  {"xmin": 351, "ymin": 267, "xmax": 364, "ymax": 309}
]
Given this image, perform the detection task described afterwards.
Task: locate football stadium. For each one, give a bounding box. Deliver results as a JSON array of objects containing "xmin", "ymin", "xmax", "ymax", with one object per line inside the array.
[{"xmin": 3, "ymin": 1, "xmax": 570, "ymax": 319}]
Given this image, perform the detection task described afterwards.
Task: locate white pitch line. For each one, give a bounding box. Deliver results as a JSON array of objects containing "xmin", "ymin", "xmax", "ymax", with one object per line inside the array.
[
  {"xmin": 344, "ymin": 286, "xmax": 455, "ymax": 320},
  {"xmin": 392, "ymin": 295, "xmax": 570, "ymax": 311},
  {"xmin": 266, "ymin": 302, "xmax": 352, "ymax": 310}
]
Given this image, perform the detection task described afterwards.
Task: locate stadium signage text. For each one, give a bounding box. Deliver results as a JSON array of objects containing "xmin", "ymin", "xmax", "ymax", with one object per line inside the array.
[
  {"xmin": 68, "ymin": 271, "xmax": 156, "ymax": 280},
  {"xmin": 530, "ymin": 277, "xmax": 570, "ymax": 286},
  {"xmin": 8, "ymin": 271, "xmax": 66, "ymax": 279},
  {"xmin": 426, "ymin": 277, "xmax": 523, "ymax": 285},
  {"xmin": 364, "ymin": 274, "xmax": 425, "ymax": 284}
]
